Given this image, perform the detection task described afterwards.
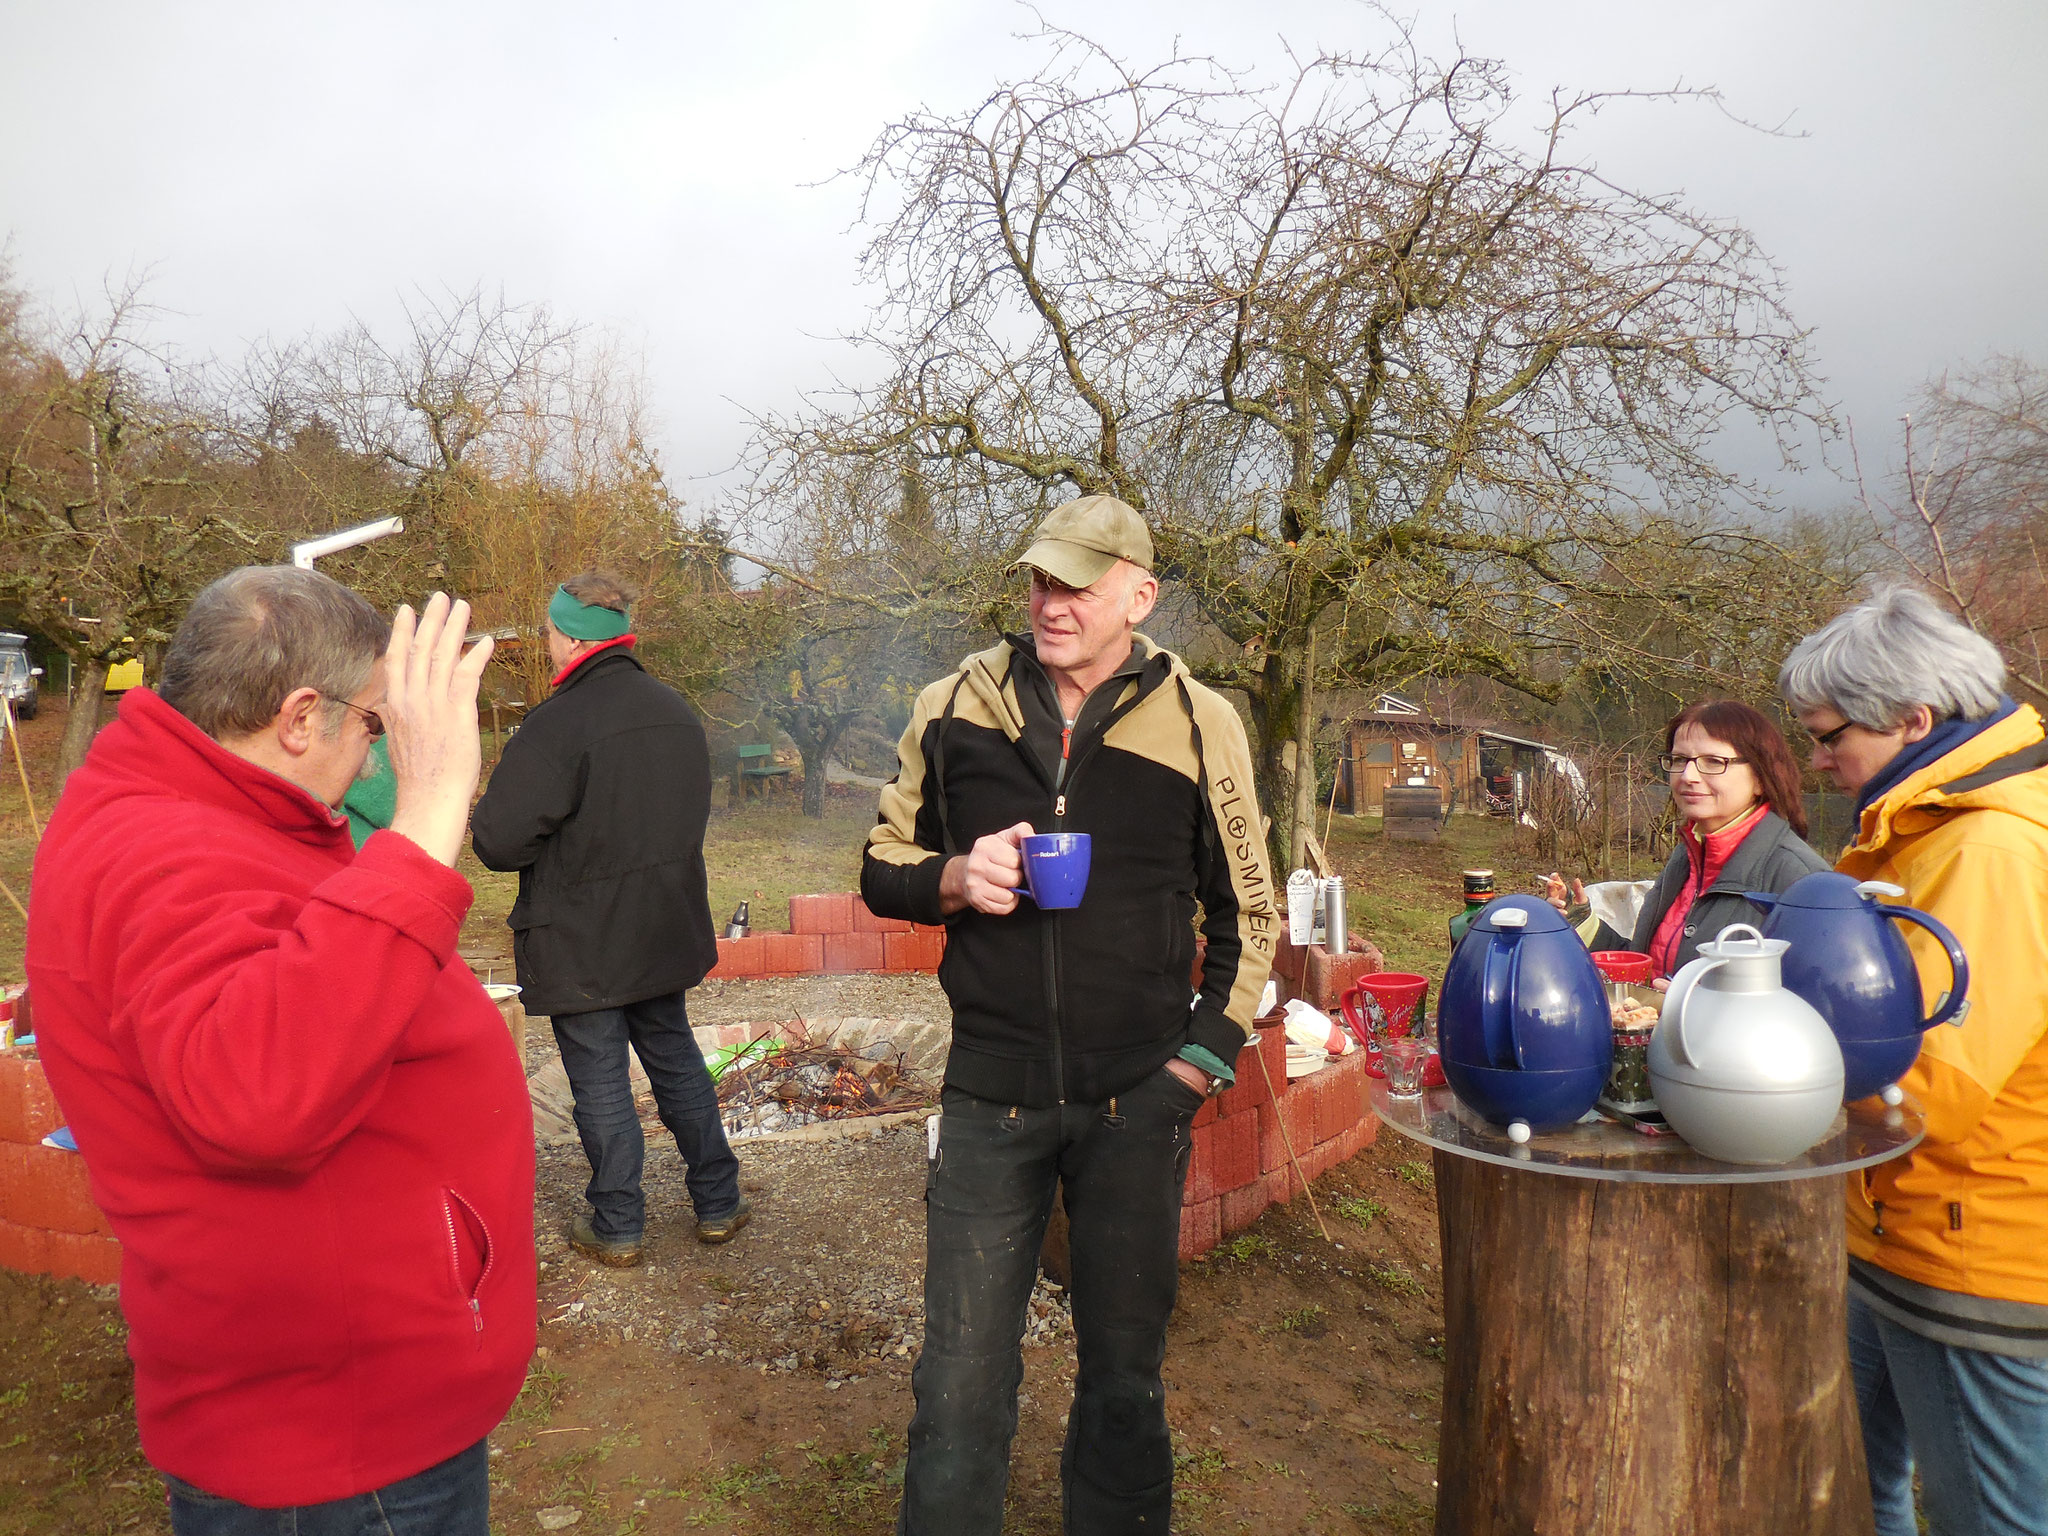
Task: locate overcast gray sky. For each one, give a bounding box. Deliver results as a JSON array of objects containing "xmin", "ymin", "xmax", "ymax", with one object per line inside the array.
[{"xmin": 4, "ymin": 0, "xmax": 2044, "ymax": 512}]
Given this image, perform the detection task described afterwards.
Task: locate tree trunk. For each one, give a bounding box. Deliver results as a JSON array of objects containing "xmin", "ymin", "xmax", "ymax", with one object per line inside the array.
[
  {"xmin": 53, "ymin": 658, "xmax": 108, "ymax": 793},
  {"xmin": 782, "ymin": 709, "xmax": 855, "ymax": 820},
  {"xmin": 1431, "ymin": 1148, "xmax": 1874, "ymax": 1536},
  {"xmin": 1246, "ymin": 648, "xmax": 1305, "ymax": 876},
  {"xmin": 799, "ymin": 741, "xmax": 829, "ymax": 818},
  {"xmin": 1289, "ymin": 631, "xmax": 1317, "ymax": 871}
]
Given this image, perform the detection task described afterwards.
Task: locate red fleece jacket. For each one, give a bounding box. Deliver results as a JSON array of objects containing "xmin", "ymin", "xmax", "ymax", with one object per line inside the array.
[{"xmin": 25, "ymin": 690, "xmax": 536, "ymax": 1506}]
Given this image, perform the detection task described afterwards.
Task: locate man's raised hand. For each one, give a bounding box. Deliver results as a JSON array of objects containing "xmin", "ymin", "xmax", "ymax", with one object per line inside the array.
[{"xmin": 384, "ymin": 593, "xmax": 494, "ymax": 867}]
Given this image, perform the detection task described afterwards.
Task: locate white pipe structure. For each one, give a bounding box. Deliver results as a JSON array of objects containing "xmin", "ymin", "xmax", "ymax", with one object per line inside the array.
[{"xmin": 290, "ymin": 516, "xmax": 405, "ymax": 570}]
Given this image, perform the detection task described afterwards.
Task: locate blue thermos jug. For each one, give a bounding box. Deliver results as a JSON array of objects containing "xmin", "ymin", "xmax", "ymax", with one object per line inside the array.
[
  {"xmin": 1439, "ymin": 895, "xmax": 1611, "ymax": 1133},
  {"xmin": 1748, "ymin": 871, "xmax": 1969, "ymax": 1103}
]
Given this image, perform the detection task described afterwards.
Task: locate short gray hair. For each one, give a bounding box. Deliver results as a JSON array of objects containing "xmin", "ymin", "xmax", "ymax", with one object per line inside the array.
[
  {"xmin": 160, "ymin": 566, "xmax": 390, "ymax": 739},
  {"xmin": 561, "ymin": 569, "xmax": 638, "ymax": 614},
  {"xmin": 1778, "ymin": 586, "xmax": 2007, "ymax": 728}
]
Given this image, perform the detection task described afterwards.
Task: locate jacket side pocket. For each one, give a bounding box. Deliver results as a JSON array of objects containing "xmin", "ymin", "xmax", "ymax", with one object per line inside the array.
[{"xmin": 442, "ymin": 1189, "xmax": 495, "ymax": 1339}]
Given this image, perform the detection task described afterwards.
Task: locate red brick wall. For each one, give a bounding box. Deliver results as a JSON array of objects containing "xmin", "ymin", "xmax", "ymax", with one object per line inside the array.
[
  {"xmin": 0, "ymin": 1052, "xmax": 120, "ymax": 1285},
  {"xmin": 1176, "ymin": 1029, "xmax": 1378, "ymax": 1261},
  {"xmin": 712, "ymin": 896, "xmax": 947, "ymax": 978}
]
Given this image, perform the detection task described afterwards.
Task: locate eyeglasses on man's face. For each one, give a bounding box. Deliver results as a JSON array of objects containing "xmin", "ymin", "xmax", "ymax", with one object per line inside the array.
[
  {"xmin": 1660, "ymin": 753, "xmax": 1744, "ymax": 777},
  {"xmin": 322, "ymin": 694, "xmax": 385, "ymax": 738}
]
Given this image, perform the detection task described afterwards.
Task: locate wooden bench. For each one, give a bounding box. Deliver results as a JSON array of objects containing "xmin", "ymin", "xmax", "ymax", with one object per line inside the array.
[{"xmin": 734, "ymin": 743, "xmax": 795, "ymax": 801}]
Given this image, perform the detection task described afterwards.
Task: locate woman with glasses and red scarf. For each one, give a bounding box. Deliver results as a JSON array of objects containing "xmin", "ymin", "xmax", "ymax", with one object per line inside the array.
[{"xmin": 1555, "ymin": 700, "xmax": 1829, "ymax": 984}]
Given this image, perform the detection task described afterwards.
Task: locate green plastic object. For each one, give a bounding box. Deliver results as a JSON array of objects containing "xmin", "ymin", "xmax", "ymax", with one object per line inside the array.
[{"xmin": 704, "ymin": 1036, "xmax": 779, "ymax": 1081}]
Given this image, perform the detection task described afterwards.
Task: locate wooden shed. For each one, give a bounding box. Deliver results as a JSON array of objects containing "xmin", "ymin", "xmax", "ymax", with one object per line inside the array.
[{"xmin": 1337, "ymin": 694, "xmax": 1564, "ymax": 817}]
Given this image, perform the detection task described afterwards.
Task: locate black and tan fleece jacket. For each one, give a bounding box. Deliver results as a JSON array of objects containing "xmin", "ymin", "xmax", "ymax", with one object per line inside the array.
[{"xmin": 862, "ymin": 633, "xmax": 1277, "ymax": 1107}]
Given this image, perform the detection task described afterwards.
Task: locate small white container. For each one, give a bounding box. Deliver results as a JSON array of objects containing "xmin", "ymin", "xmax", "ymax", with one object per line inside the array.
[{"xmin": 1287, "ymin": 869, "xmax": 1318, "ymax": 946}]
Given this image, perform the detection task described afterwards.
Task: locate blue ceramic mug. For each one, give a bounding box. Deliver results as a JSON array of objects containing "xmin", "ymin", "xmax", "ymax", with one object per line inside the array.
[{"xmin": 1013, "ymin": 832, "xmax": 1091, "ymax": 910}]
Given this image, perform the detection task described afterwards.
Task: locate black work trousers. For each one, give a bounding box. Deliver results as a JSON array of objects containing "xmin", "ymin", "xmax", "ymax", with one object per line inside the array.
[{"xmin": 898, "ymin": 1066, "xmax": 1202, "ymax": 1535}]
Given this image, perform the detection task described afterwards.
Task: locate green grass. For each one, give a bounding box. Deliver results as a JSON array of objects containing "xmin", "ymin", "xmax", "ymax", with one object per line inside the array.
[
  {"xmin": 1392, "ymin": 1160, "xmax": 1434, "ymax": 1190},
  {"xmin": 1332, "ymin": 1194, "xmax": 1388, "ymax": 1228},
  {"xmin": 1318, "ymin": 814, "xmax": 1516, "ymax": 976},
  {"xmin": 1220, "ymin": 1232, "xmax": 1276, "ymax": 1263},
  {"xmin": 1317, "ymin": 810, "xmax": 1663, "ymax": 978},
  {"xmin": 454, "ymin": 791, "xmax": 875, "ymax": 960},
  {"xmin": 700, "ymin": 799, "xmax": 874, "ymax": 934},
  {"xmin": 1367, "ymin": 1261, "xmax": 1428, "ymax": 1298}
]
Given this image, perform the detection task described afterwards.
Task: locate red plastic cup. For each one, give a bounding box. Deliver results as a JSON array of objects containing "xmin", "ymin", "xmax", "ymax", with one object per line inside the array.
[
  {"xmin": 1346, "ymin": 972, "xmax": 1430, "ymax": 1049},
  {"xmin": 1591, "ymin": 950, "xmax": 1653, "ymax": 985}
]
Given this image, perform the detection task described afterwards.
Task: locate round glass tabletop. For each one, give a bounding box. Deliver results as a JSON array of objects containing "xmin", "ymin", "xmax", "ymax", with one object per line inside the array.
[{"xmin": 1371, "ymin": 1079, "xmax": 1925, "ymax": 1184}]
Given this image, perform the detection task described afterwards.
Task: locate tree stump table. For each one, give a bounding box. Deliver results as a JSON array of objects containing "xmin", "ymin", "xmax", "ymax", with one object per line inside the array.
[{"xmin": 1371, "ymin": 1081, "xmax": 1923, "ymax": 1536}]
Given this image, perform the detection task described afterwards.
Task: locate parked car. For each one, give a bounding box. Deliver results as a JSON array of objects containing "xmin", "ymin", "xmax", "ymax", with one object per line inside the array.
[{"xmin": 1, "ymin": 633, "xmax": 44, "ymax": 720}]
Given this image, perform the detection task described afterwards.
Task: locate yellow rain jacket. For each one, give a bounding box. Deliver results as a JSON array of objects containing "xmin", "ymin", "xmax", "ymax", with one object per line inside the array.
[{"xmin": 1838, "ymin": 704, "xmax": 2048, "ymax": 1306}]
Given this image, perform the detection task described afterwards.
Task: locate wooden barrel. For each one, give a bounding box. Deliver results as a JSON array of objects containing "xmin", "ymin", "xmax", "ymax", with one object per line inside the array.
[{"xmin": 1384, "ymin": 783, "xmax": 1444, "ymax": 842}]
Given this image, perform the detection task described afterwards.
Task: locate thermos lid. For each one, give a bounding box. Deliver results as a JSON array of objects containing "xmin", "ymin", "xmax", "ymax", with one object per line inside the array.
[
  {"xmin": 1765, "ymin": 870, "xmax": 1898, "ymax": 910},
  {"xmin": 1467, "ymin": 893, "xmax": 1569, "ymax": 935}
]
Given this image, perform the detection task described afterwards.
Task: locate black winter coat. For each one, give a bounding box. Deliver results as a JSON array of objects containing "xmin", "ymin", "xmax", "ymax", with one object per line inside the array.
[
  {"xmin": 471, "ymin": 648, "xmax": 717, "ymax": 1016},
  {"xmin": 862, "ymin": 635, "xmax": 1277, "ymax": 1107},
  {"xmin": 1614, "ymin": 809, "xmax": 1830, "ymax": 975}
]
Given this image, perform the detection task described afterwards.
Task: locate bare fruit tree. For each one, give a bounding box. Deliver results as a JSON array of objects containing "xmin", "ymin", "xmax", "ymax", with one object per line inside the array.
[
  {"xmin": 241, "ymin": 289, "xmax": 703, "ymax": 707},
  {"xmin": 751, "ymin": 25, "xmax": 1830, "ymax": 868},
  {"xmin": 0, "ymin": 276, "xmax": 260, "ymax": 786},
  {"xmin": 1859, "ymin": 355, "xmax": 2048, "ymax": 706}
]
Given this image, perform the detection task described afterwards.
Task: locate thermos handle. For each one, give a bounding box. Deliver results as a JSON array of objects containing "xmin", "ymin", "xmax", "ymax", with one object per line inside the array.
[
  {"xmin": 1661, "ymin": 954, "xmax": 1725, "ymax": 1069},
  {"xmin": 1879, "ymin": 903, "xmax": 1972, "ymax": 1030},
  {"xmin": 1485, "ymin": 906, "xmax": 1529, "ymax": 1070}
]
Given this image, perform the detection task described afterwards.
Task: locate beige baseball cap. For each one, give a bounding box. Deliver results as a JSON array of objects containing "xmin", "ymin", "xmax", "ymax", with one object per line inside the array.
[{"xmin": 1014, "ymin": 495, "xmax": 1155, "ymax": 589}]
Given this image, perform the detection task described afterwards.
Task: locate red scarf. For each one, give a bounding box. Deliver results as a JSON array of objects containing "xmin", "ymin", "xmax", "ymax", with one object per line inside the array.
[
  {"xmin": 1647, "ymin": 801, "xmax": 1768, "ymax": 978},
  {"xmin": 551, "ymin": 634, "xmax": 637, "ymax": 688}
]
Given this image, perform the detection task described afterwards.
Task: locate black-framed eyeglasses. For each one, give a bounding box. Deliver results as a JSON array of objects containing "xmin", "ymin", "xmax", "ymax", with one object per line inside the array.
[
  {"xmin": 1660, "ymin": 753, "xmax": 1745, "ymax": 776},
  {"xmin": 322, "ymin": 695, "xmax": 384, "ymax": 738},
  {"xmin": 1809, "ymin": 720, "xmax": 1856, "ymax": 751}
]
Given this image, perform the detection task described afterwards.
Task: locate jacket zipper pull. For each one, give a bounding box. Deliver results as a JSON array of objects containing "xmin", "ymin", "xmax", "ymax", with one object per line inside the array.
[
  {"xmin": 470, "ymin": 1298, "xmax": 484, "ymax": 1333},
  {"xmin": 1055, "ymin": 794, "xmax": 1066, "ymax": 818}
]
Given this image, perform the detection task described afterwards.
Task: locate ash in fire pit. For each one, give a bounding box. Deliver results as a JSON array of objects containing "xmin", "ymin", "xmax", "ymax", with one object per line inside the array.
[{"xmin": 712, "ymin": 1024, "xmax": 937, "ymax": 1140}]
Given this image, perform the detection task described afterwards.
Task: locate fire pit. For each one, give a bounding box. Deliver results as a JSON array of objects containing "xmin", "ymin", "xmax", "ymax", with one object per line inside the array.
[{"xmin": 708, "ymin": 1023, "xmax": 937, "ymax": 1140}]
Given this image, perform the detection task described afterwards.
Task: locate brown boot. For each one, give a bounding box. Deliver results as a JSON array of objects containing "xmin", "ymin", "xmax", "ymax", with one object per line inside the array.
[
  {"xmin": 568, "ymin": 1214, "xmax": 643, "ymax": 1268},
  {"xmin": 695, "ymin": 1196, "xmax": 753, "ymax": 1246}
]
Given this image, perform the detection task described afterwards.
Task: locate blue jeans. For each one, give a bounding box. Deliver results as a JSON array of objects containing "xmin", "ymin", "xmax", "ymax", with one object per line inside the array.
[
  {"xmin": 898, "ymin": 1067, "xmax": 1202, "ymax": 1536},
  {"xmin": 551, "ymin": 988, "xmax": 741, "ymax": 1241},
  {"xmin": 1850, "ymin": 1292, "xmax": 2048, "ymax": 1536},
  {"xmin": 162, "ymin": 1438, "xmax": 487, "ymax": 1534}
]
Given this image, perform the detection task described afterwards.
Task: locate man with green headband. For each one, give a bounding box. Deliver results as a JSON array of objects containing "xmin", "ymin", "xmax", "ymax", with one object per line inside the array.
[{"xmin": 474, "ymin": 570, "xmax": 749, "ymax": 1266}]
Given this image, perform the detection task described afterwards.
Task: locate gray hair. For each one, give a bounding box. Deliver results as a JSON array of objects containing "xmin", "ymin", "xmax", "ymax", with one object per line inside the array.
[
  {"xmin": 1778, "ymin": 586, "xmax": 2007, "ymax": 728},
  {"xmin": 562, "ymin": 568, "xmax": 638, "ymax": 614},
  {"xmin": 159, "ymin": 566, "xmax": 390, "ymax": 739}
]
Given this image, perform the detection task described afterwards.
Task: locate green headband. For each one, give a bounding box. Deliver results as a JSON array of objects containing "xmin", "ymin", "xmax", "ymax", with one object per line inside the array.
[{"xmin": 548, "ymin": 585, "xmax": 630, "ymax": 641}]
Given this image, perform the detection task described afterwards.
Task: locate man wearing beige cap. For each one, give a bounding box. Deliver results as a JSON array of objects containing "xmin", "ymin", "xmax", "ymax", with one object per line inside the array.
[{"xmin": 864, "ymin": 494, "xmax": 1276, "ymax": 1534}]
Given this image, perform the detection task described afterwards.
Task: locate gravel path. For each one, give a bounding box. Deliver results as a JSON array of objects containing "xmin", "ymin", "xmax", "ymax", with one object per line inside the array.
[
  {"xmin": 684, "ymin": 972, "xmax": 951, "ymax": 1034},
  {"xmin": 528, "ymin": 971, "xmax": 1075, "ymax": 1394},
  {"xmin": 533, "ymin": 1118, "xmax": 1074, "ymax": 1392}
]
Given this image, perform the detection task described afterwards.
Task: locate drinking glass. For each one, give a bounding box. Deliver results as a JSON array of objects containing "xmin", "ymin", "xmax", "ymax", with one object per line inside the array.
[{"xmin": 1384, "ymin": 1037, "xmax": 1430, "ymax": 1097}]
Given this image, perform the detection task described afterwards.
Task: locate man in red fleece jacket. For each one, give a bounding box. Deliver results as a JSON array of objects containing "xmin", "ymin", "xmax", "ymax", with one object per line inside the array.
[{"xmin": 26, "ymin": 569, "xmax": 535, "ymax": 1534}]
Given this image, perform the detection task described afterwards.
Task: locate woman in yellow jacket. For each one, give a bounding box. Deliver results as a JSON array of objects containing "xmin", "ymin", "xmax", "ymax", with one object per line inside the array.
[{"xmin": 1781, "ymin": 587, "xmax": 2048, "ymax": 1536}]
